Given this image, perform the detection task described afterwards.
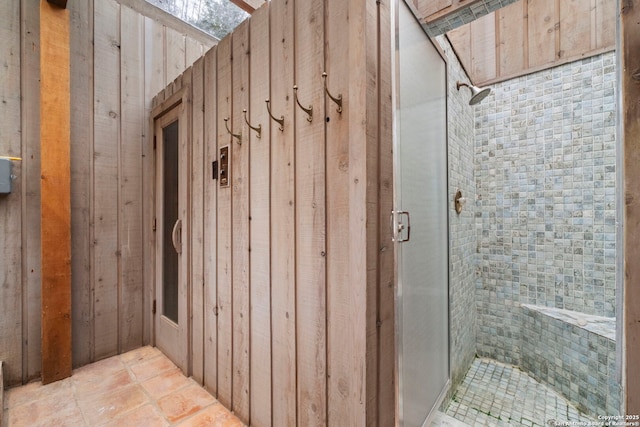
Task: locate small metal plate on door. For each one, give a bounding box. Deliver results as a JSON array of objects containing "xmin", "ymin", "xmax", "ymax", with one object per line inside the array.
[
  {"xmin": 219, "ymin": 145, "xmax": 229, "ymax": 187},
  {"xmin": 391, "ymin": 210, "xmax": 411, "ymax": 243}
]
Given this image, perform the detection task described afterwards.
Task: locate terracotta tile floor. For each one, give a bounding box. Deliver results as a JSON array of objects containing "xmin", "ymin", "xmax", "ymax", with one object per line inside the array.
[{"xmin": 2, "ymin": 346, "xmax": 245, "ymax": 427}]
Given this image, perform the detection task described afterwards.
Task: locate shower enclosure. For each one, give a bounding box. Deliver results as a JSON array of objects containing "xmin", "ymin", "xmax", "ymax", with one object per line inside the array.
[{"xmin": 394, "ymin": 1, "xmax": 449, "ymax": 425}]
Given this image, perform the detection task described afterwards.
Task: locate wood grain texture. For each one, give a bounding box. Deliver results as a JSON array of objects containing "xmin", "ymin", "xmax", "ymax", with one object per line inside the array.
[
  {"xmin": 40, "ymin": 0, "xmax": 72, "ymax": 384},
  {"xmin": 325, "ymin": 0, "xmax": 369, "ymax": 424},
  {"xmin": 345, "ymin": 1, "xmax": 369, "ymax": 424},
  {"xmin": 191, "ymin": 56, "xmax": 205, "ymax": 385},
  {"xmin": 186, "ymin": 38, "xmax": 203, "ymax": 67},
  {"xmin": 93, "ymin": 0, "xmax": 121, "ymax": 361},
  {"xmin": 69, "ymin": 0, "xmax": 93, "ymax": 370},
  {"xmin": 203, "ymin": 46, "xmax": 219, "ymax": 395},
  {"xmin": 558, "ymin": 0, "xmax": 591, "ymax": 60},
  {"xmin": 22, "ymin": 0, "xmax": 44, "ymax": 381},
  {"xmin": 416, "ymin": 0, "xmax": 453, "ymax": 20},
  {"xmin": 446, "ymin": 0, "xmax": 615, "ymax": 86},
  {"xmin": 166, "ymin": 27, "xmax": 186, "ymax": 84},
  {"xmin": 216, "ymin": 35, "xmax": 234, "ymax": 409},
  {"xmin": 421, "ymin": 0, "xmax": 488, "ymax": 23},
  {"xmin": 595, "ymin": 0, "xmax": 615, "ymax": 49},
  {"xmin": 147, "ymin": 0, "xmax": 394, "ymax": 424},
  {"xmin": 0, "ymin": 0, "xmax": 23, "ymax": 387},
  {"xmin": 498, "ymin": 1, "xmax": 525, "ymax": 76},
  {"xmin": 470, "ymin": 13, "xmax": 497, "ymax": 84},
  {"xmin": 179, "ymin": 68, "xmax": 193, "ymax": 375},
  {"xmin": 294, "ymin": 0, "xmax": 327, "ymax": 425},
  {"xmin": 365, "ymin": 1, "xmax": 379, "ymax": 424},
  {"xmin": 0, "ymin": 0, "xmax": 214, "ymax": 384},
  {"xmin": 622, "ymin": 0, "xmax": 640, "ymax": 415},
  {"xmin": 145, "ymin": 18, "xmax": 166, "ymax": 99},
  {"xmin": 326, "ymin": 0, "xmax": 354, "ymax": 422},
  {"xmin": 348, "ymin": 1, "xmax": 370, "ymax": 424},
  {"xmin": 119, "ymin": 5, "xmax": 145, "ymax": 354},
  {"xmin": 527, "ymin": 0, "xmax": 558, "ymax": 68},
  {"xmin": 269, "ymin": 0, "xmax": 296, "ymax": 423},
  {"xmin": 143, "ymin": 17, "xmax": 164, "ymax": 349},
  {"xmin": 447, "ymin": 25, "xmax": 471, "ymax": 77},
  {"xmin": 376, "ymin": 0, "xmax": 395, "ymax": 423},
  {"xmin": 231, "ymin": 20, "xmax": 251, "ymax": 421},
  {"xmin": 248, "ymin": 5, "xmax": 272, "ymax": 425},
  {"xmin": 230, "ymin": 0, "xmax": 265, "ymax": 14}
]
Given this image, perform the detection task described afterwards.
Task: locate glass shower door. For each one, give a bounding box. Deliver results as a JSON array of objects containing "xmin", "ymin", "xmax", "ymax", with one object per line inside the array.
[{"xmin": 395, "ymin": 1, "xmax": 450, "ymax": 426}]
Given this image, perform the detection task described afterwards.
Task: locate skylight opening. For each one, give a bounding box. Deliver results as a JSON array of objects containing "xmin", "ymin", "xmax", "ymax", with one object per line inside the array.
[{"xmin": 146, "ymin": 0, "xmax": 249, "ymax": 40}]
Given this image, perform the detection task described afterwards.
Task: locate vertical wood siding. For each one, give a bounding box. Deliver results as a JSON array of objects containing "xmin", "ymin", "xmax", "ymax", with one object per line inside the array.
[
  {"xmin": 294, "ymin": 0, "xmax": 326, "ymax": 425},
  {"xmin": 21, "ymin": 0, "xmax": 43, "ymax": 383},
  {"xmin": 247, "ymin": 5, "xmax": 271, "ymax": 425},
  {"xmin": 151, "ymin": 0, "xmax": 394, "ymax": 424},
  {"xmin": 0, "ymin": 0, "xmax": 23, "ymax": 387},
  {"xmin": 202, "ymin": 44, "xmax": 219, "ymax": 396},
  {"xmin": 447, "ymin": 0, "xmax": 616, "ymax": 86},
  {"xmin": 0, "ymin": 0, "xmax": 213, "ymax": 386},
  {"xmin": 191, "ymin": 56, "xmax": 205, "ymax": 385}
]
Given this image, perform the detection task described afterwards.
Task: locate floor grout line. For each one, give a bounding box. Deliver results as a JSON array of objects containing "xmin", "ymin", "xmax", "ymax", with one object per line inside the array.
[{"xmin": 443, "ymin": 358, "xmax": 597, "ymax": 427}]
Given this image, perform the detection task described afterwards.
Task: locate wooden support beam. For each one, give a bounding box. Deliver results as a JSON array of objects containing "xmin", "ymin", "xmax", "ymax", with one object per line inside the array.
[
  {"xmin": 416, "ymin": 0, "xmax": 519, "ymax": 31},
  {"xmin": 419, "ymin": 0, "xmax": 486, "ymax": 23},
  {"xmin": 47, "ymin": 0, "xmax": 67, "ymax": 9},
  {"xmin": 40, "ymin": 0, "xmax": 71, "ymax": 385},
  {"xmin": 230, "ymin": 0, "xmax": 264, "ymax": 14},
  {"xmin": 622, "ymin": 0, "xmax": 640, "ymax": 416}
]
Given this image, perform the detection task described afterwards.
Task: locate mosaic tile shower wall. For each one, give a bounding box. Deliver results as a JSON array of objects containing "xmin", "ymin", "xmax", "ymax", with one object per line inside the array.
[
  {"xmin": 435, "ymin": 35, "xmax": 478, "ymax": 395},
  {"xmin": 521, "ymin": 305, "xmax": 620, "ymax": 417},
  {"xmin": 474, "ymin": 51, "xmax": 617, "ymax": 365}
]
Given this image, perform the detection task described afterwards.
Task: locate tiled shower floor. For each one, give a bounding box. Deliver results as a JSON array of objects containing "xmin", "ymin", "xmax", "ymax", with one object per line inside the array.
[
  {"xmin": 442, "ymin": 358, "xmax": 596, "ymax": 427},
  {"xmin": 3, "ymin": 346, "xmax": 244, "ymax": 427}
]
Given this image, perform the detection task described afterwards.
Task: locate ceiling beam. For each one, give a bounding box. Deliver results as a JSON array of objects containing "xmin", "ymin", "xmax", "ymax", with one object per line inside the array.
[
  {"xmin": 230, "ymin": 0, "xmax": 265, "ymax": 14},
  {"xmin": 416, "ymin": 0, "xmax": 520, "ymax": 36},
  {"xmin": 419, "ymin": 0, "xmax": 485, "ymax": 23}
]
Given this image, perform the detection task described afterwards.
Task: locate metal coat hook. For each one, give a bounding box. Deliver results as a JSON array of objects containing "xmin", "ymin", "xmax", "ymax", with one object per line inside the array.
[
  {"xmin": 224, "ymin": 117, "xmax": 241, "ymax": 144},
  {"xmin": 243, "ymin": 109, "xmax": 262, "ymax": 139},
  {"xmin": 293, "ymin": 85, "xmax": 313, "ymax": 122},
  {"xmin": 322, "ymin": 72, "xmax": 342, "ymax": 113},
  {"xmin": 265, "ymin": 99, "xmax": 285, "ymax": 131}
]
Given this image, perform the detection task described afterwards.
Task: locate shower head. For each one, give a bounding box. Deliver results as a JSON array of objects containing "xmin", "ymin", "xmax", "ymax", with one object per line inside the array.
[{"xmin": 456, "ymin": 81, "xmax": 491, "ymax": 105}]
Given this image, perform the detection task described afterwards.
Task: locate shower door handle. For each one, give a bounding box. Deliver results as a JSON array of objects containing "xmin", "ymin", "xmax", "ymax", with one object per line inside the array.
[
  {"xmin": 391, "ymin": 210, "xmax": 411, "ymax": 243},
  {"xmin": 171, "ymin": 218, "xmax": 182, "ymax": 254}
]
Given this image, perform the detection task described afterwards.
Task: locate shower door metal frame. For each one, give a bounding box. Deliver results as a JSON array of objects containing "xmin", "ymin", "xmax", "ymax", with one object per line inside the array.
[{"xmin": 392, "ymin": 1, "xmax": 452, "ymax": 425}]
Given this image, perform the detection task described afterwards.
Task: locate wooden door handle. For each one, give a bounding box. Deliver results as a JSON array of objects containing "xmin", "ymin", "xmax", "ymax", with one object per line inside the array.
[{"xmin": 171, "ymin": 218, "xmax": 182, "ymax": 254}]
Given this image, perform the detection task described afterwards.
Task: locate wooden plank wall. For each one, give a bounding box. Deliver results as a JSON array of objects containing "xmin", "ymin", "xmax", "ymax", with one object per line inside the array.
[
  {"xmin": 151, "ymin": 0, "xmax": 394, "ymax": 424},
  {"xmin": 71, "ymin": 0, "xmax": 213, "ymax": 369},
  {"xmin": 447, "ymin": 0, "xmax": 616, "ymax": 85},
  {"xmin": 0, "ymin": 0, "xmax": 214, "ymax": 386},
  {"xmin": 248, "ymin": 5, "xmax": 270, "ymax": 425},
  {"xmin": 0, "ymin": 0, "xmax": 23, "ymax": 388}
]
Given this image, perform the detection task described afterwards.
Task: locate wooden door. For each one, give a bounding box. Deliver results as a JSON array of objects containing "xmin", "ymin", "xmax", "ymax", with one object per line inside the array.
[{"xmin": 154, "ymin": 103, "xmax": 189, "ymax": 373}]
